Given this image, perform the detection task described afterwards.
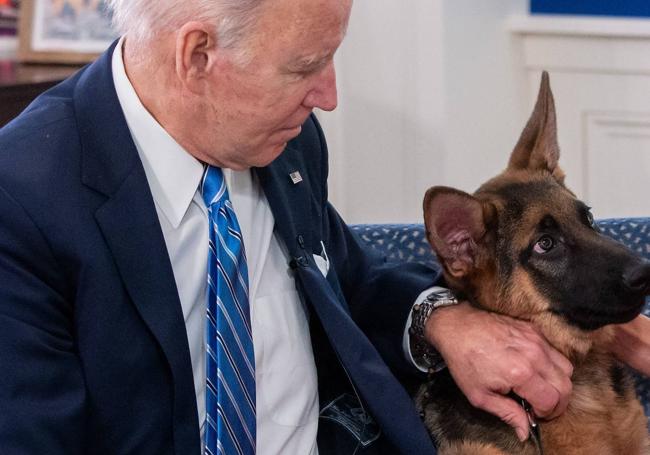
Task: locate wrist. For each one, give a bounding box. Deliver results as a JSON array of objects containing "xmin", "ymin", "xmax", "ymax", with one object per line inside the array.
[
  {"xmin": 425, "ymin": 301, "xmax": 474, "ymax": 351},
  {"xmin": 408, "ymin": 289, "xmax": 461, "ymax": 373}
]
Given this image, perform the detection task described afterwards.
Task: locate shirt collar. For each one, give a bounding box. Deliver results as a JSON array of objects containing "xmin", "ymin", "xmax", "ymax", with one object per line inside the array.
[{"xmin": 112, "ymin": 36, "xmax": 204, "ymax": 229}]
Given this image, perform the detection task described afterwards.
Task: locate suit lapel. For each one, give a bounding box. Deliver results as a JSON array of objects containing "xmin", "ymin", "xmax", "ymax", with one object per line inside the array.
[
  {"xmin": 296, "ymin": 265, "xmax": 436, "ymax": 453},
  {"xmin": 74, "ymin": 42, "xmax": 200, "ymax": 453},
  {"xmin": 256, "ymin": 145, "xmax": 314, "ymax": 257},
  {"xmin": 258, "ymin": 128, "xmax": 436, "ymax": 452}
]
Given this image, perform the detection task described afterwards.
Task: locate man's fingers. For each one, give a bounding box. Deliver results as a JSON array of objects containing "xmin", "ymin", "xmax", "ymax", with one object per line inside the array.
[
  {"xmin": 513, "ymin": 327, "xmax": 573, "ymax": 419},
  {"xmin": 512, "ymin": 374, "xmax": 561, "ymax": 419},
  {"xmin": 544, "ymin": 344, "xmax": 574, "ymax": 378},
  {"xmin": 532, "ymin": 347, "xmax": 573, "ymax": 418},
  {"xmin": 473, "ymin": 393, "xmax": 530, "ymax": 442},
  {"xmin": 537, "ymin": 363, "xmax": 573, "ymax": 419},
  {"xmin": 518, "ymin": 325, "xmax": 573, "ymax": 379}
]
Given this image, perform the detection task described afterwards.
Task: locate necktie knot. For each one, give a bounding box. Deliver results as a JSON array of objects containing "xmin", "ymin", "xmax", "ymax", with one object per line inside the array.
[{"xmin": 201, "ymin": 165, "xmax": 228, "ymax": 207}]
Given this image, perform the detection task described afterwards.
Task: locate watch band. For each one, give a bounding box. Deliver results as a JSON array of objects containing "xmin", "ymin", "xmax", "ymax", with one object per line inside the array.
[{"xmin": 409, "ymin": 288, "xmax": 459, "ymax": 373}]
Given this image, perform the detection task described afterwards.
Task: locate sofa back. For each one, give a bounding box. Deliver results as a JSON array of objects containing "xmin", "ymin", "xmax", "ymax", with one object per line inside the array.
[{"xmin": 351, "ymin": 218, "xmax": 650, "ymax": 265}]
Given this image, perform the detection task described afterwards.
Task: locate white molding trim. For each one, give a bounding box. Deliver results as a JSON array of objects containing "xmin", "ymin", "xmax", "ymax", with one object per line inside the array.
[
  {"xmin": 508, "ymin": 14, "xmax": 650, "ymax": 38},
  {"xmin": 509, "ymin": 15, "xmax": 650, "ymax": 75}
]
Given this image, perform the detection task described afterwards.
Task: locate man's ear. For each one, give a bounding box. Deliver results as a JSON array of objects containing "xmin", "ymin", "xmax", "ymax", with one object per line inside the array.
[
  {"xmin": 508, "ymin": 71, "xmax": 564, "ymax": 183},
  {"xmin": 175, "ymin": 22, "xmax": 216, "ymax": 93},
  {"xmin": 423, "ymin": 186, "xmax": 487, "ymax": 278}
]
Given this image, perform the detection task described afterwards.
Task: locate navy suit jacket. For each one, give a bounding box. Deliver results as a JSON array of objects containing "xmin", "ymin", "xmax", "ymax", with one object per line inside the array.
[{"xmin": 0, "ymin": 43, "xmax": 441, "ymax": 454}]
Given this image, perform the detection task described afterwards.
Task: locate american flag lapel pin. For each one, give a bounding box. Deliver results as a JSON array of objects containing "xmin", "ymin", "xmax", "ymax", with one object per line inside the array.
[{"xmin": 289, "ymin": 171, "xmax": 303, "ymax": 184}]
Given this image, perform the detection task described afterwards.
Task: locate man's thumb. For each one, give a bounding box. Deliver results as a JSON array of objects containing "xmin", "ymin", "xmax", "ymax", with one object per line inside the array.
[{"xmin": 479, "ymin": 393, "xmax": 530, "ymax": 442}]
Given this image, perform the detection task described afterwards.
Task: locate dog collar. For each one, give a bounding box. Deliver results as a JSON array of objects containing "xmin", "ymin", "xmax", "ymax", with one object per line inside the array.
[{"xmin": 521, "ymin": 398, "xmax": 544, "ymax": 455}]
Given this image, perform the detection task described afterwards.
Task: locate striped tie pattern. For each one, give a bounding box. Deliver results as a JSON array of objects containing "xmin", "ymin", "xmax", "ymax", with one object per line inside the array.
[{"xmin": 201, "ymin": 166, "xmax": 256, "ymax": 455}]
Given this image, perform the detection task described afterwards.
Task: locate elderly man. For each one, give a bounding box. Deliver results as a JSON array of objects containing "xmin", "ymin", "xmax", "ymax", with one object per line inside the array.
[{"xmin": 7, "ymin": 0, "xmax": 648, "ymax": 454}]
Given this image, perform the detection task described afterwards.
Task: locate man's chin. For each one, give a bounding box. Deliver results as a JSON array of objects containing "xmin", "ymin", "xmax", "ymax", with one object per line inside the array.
[
  {"xmin": 240, "ymin": 143, "xmax": 288, "ymax": 169},
  {"xmin": 259, "ymin": 143, "xmax": 289, "ymax": 166},
  {"xmin": 273, "ymin": 125, "xmax": 303, "ymax": 145},
  {"xmin": 231, "ymin": 136, "xmax": 298, "ymax": 169},
  {"xmin": 284, "ymin": 125, "xmax": 302, "ymax": 138}
]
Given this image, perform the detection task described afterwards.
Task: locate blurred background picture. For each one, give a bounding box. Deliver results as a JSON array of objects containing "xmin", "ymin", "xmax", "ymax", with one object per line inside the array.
[
  {"xmin": 17, "ymin": 0, "xmax": 116, "ymax": 63},
  {"xmin": 31, "ymin": 0, "xmax": 115, "ymax": 52},
  {"xmin": 0, "ymin": 0, "xmax": 19, "ymax": 37}
]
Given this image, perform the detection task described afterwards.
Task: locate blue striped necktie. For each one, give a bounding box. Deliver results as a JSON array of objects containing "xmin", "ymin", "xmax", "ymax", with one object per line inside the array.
[{"xmin": 201, "ymin": 166, "xmax": 256, "ymax": 455}]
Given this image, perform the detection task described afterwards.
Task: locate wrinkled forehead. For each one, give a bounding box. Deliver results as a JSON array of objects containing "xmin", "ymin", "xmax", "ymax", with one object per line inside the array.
[
  {"xmin": 243, "ymin": 0, "xmax": 351, "ymax": 63},
  {"xmin": 254, "ymin": 0, "xmax": 351, "ymax": 40}
]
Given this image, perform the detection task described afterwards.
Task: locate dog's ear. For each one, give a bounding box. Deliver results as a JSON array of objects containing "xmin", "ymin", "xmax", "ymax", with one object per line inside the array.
[
  {"xmin": 423, "ymin": 186, "xmax": 487, "ymax": 278},
  {"xmin": 508, "ymin": 71, "xmax": 564, "ymax": 182}
]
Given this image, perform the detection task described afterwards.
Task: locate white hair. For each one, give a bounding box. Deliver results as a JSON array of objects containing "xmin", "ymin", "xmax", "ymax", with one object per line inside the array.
[{"xmin": 107, "ymin": 0, "xmax": 266, "ymax": 50}]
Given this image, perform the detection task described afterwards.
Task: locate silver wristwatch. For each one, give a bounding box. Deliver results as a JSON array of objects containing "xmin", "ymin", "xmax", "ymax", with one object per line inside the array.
[{"xmin": 409, "ymin": 288, "xmax": 460, "ymax": 373}]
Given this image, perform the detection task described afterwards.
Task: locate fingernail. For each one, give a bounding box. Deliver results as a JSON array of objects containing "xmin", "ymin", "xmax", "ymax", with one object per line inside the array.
[{"xmin": 516, "ymin": 428, "xmax": 528, "ymax": 442}]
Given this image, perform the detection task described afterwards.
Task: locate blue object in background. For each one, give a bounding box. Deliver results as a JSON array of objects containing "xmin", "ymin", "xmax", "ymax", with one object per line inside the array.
[{"xmin": 531, "ymin": 0, "xmax": 650, "ymax": 18}]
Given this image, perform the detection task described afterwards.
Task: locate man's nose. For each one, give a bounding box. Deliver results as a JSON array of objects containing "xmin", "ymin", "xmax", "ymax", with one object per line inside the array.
[{"xmin": 303, "ymin": 62, "xmax": 338, "ymax": 112}]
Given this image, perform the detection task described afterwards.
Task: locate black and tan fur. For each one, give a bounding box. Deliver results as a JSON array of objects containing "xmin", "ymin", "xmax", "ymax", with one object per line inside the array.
[{"xmin": 417, "ymin": 72, "xmax": 650, "ymax": 454}]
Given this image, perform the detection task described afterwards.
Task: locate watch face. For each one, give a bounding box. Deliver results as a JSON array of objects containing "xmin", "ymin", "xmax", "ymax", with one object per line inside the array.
[
  {"xmin": 413, "ymin": 289, "xmax": 459, "ymax": 340},
  {"xmin": 428, "ymin": 289, "xmax": 459, "ymax": 309},
  {"xmin": 429, "ymin": 289, "xmax": 456, "ymax": 301}
]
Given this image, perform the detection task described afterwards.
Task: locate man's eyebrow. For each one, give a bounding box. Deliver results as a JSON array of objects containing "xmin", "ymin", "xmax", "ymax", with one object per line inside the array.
[{"xmin": 290, "ymin": 52, "xmax": 332, "ymax": 70}]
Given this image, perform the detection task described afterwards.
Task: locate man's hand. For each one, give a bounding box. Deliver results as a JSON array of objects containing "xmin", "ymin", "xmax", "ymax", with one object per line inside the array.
[
  {"xmin": 611, "ymin": 314, "xmax": 650, "ymax": 376},
  {"xmin": 426, "ymin": 302, "xmax": 573, "ymax": 442}
]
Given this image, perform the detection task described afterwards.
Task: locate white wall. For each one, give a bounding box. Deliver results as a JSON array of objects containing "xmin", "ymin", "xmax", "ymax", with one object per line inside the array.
[
  {"xmin": 441, "ymin": 0, "xmax": 529, "ymax": 194},
  {"xmin": 319, "ymin": 0, "xmax": 529, "ymax": 224},
  {"xmin": 319, "ymin": 1, "xmax": 650, "ymax": 222},
  {"xmin": 317, "ymin": 0, "xmax": 446, "ymax": 224}
]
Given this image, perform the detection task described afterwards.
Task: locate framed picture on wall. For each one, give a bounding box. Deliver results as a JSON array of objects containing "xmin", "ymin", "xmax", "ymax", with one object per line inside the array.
[
  {"xmin": 18, "ymin": 0, "xmax": 117, "ymax": 64},
  {"xmin": 0, "ymin": 1, "xmax": 20, "ymax": 37}
]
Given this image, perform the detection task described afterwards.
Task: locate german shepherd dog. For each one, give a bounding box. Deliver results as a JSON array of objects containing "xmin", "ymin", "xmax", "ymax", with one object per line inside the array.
[{"xmin": 416, "ymin": 72, "xmax": 650, "ymax": 454}]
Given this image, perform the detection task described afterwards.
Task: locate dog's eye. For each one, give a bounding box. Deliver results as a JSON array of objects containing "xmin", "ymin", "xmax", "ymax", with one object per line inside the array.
[{"xmin": 534, "ymin": 235, "xmax": 555, "ymax": 254}]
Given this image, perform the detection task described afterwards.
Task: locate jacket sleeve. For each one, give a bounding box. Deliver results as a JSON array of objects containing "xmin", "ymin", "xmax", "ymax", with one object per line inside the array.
[{"xmin": 0, "ymin": 184, "xmax": 86, "ymax": 454}]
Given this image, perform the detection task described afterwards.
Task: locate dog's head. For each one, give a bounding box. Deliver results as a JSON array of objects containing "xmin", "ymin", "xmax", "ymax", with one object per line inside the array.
[{"xmin": 423, "ymin": 72, "xmax": 650, "ymax": 355}]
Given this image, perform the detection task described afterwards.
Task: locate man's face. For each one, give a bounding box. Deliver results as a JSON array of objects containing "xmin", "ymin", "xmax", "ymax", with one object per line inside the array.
[{"xmin": 202, "ymin": 0, "xmax": 352, "ymax": 169}]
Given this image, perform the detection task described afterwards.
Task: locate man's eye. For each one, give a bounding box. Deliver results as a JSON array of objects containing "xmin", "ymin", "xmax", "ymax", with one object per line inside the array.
[{"xmin": 533, "ymin": 235, "xmax": 555, "ymax": 254}]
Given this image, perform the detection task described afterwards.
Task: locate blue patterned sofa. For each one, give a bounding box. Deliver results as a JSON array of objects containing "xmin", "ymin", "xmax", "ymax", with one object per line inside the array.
[{"xmin": 351, "ymin": 218, "xmax": 650, "ymax": 420}]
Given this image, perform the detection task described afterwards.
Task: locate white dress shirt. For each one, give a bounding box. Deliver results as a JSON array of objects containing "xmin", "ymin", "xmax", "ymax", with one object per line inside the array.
[{"xmin": 112, "ymin": 38, "xmax": 319, "ymax": 455}]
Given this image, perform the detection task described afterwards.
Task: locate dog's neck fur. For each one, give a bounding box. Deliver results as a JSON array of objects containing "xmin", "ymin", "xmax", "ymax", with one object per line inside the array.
[
  {"xmin": 456, "ymin": 271, "xmax": 607, "ymax": 365},
  {"xmin": 529, "ymin": 313, "xmax": 611, "ymax": 365}
]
